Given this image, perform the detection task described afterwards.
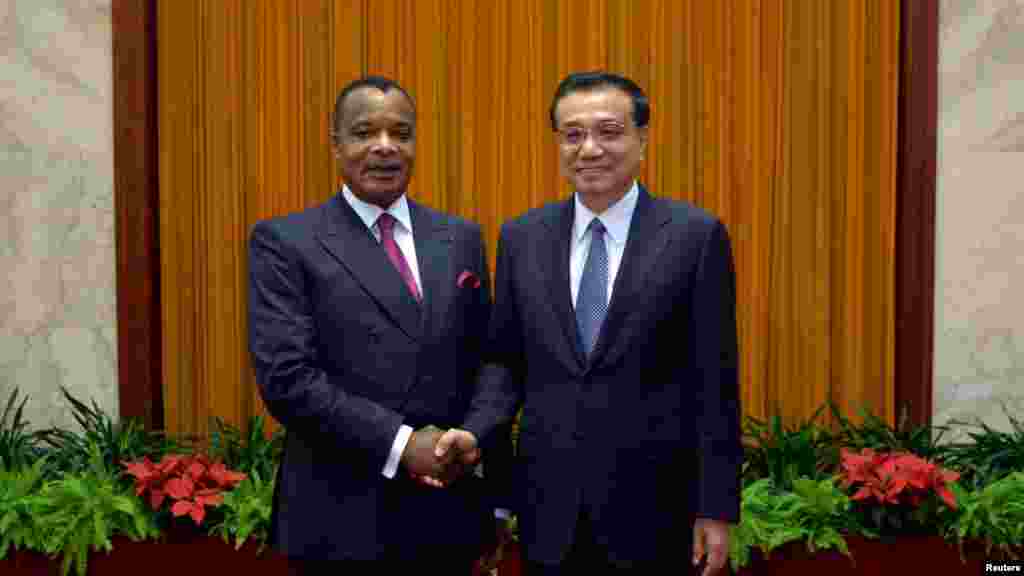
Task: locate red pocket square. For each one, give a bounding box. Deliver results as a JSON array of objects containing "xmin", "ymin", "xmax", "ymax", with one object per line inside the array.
[{"xmin": 457, "ymin": 270, "xmax": 481, "ymax": 288}]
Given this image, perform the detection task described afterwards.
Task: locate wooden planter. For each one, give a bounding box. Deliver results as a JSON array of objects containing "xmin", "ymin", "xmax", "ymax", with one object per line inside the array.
[
  {"xmin": 7, "ymin": 535, "xmax": 1006, "ymax": 576},
  {"xmin": 3, "ymin": 536, "xmax": 522, "ymax": 576},
  {"xmin": 733, "ymin": 536, "xmax": 1004, "ymax": 575},
  {"xmin": 4, "ymin": 534, "xmax": 289, "ymax": 576}
]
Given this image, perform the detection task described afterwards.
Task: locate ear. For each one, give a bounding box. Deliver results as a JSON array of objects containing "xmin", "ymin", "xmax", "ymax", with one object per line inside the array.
[{"xmin": 638, "ymin": 126, "xmax": 649, "ymax": 160}]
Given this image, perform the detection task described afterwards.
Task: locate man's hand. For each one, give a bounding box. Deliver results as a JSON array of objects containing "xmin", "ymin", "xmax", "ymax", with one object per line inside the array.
[
  {"xmin": 400, "ymin": 425, "xmax": 452, "ymax": 478},
  {"xmin": 413, "ymin": 428, "xmax": 480, "ymax": 488},
  {"xmin": 692, "ymin": 518, "xmax": 730, "ymax": 576},
  {"xmin": 476, "ymin": 517, "xmax": 513, "ymax": 574}
]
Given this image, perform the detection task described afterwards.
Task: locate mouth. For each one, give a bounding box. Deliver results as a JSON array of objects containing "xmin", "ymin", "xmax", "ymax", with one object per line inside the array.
[
  {"xmin": 364, "ymin": 163, "xmax": 403, "ymax": 179},
  {"xmin": 576, "ymin": 166, "xmax": 608, "ymax": 176}
]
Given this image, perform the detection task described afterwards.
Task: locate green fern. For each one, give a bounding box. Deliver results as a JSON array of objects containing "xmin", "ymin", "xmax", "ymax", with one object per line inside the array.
[
  {"xmin": 741, "ymin": 406, "xmax": 838, "ymax": 490},
  {"xmin": 30, "ymin": 446, "xmax": 158, "ymax": 576},
  {"xmin": 207, "ymin": 415, "xmax": 283, "ymax": 482},
  {"xmin": 0, "ymin": 458, "xmax": 47, "ymax": 558},
  {"xmin": 947, "ymin": 472, "xmax": 1024, "ymax": 558},
  {"xmin": 0, "ymin": 387, "xmax": 44, "ymax": 471},
  {"xmin": 942, "ymin": 407, "xmax": 1024, "ymax": 490},
  {"xmin": 729, "ymin": 477, "xmax": 852, "ymax": 571},
  {"xmin": 37, "ymin": 386, "xmax": 181, "ymax": 478},
  {"xmin": 209, "ymin": 468, "xmax": 275, "ymax": 552}
]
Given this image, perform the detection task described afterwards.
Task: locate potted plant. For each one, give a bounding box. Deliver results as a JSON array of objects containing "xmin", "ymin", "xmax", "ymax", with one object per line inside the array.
[
  {"xmin": 729, "ymin": 476, "xmax": 854, "ymax": 573},
  {"xmin": 26, "ymin": 446, "xmax": 159, "ymax": 576},
  {"xmin": 837, "ymin": 447, "xmax": 959, "ymax": 537}
]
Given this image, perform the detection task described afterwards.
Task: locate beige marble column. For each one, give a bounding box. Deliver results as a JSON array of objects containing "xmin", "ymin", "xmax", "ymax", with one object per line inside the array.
[
  {"xmin": 934, "ymin": 0, "xmax": 1024, "ymax": 432},
  {"xmin": 0, "ymin": 1, "xmax": 117, "ymax": 428}
]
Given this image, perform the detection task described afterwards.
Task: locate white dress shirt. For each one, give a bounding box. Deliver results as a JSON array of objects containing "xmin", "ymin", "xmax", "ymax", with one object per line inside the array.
[
  {"xmin": 570, "ymin": 181, "xmax": 639, "ymax": 308},
  {"xmin": 340, "ymin": 185, "xmax": 420, "ymax": 480}
]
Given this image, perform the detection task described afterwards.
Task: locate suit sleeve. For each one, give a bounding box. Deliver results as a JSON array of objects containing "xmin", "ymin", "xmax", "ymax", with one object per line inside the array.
[
  {"xmin": 463, "ymin": 223, "xmax": 524, "ymax": 512},
  {"xmin": 247, "ymin": 219, "xmax": 404, "ymax": 471},
  {"xmin": 691, "ymin": 220, "xmax": 743, "ymax": 522}
]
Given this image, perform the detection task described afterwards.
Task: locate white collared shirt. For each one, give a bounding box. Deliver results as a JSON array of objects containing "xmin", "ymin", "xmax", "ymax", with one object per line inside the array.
[
  {"xmin": 570, "ymin": 181, "xmax": 639, "ymax": 307},
  {"xmin": 341, "ymin": 185, "xmax": 420, "ymax": 480},
  {"xmin": 342, "ymin": 185, "xmax": 423, "ymax": 295}
]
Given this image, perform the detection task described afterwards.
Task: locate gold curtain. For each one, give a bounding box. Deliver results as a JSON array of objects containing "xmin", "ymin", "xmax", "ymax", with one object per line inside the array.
[{"xmin": 158, "ymin": 0, "xmax": 899, "ymax": 439}]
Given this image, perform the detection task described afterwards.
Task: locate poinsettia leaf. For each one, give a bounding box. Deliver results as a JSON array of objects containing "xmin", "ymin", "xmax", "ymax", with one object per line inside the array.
[
  {"xmin": 150, "ymin": 489, "xmax": 166, "ymax": 510},
  {"xmin": 171, "ymin": 500, "xmax": 193, "ymax": 518},
  {"xmin": 937, "ymin": 486, "xmax": 958, "ymax": 510},
  {"xmin": 122, "ymin": 458, "xmax": 155, "ymax": 480},
  {"xmin": 165, "ymin": 476, "xmax": 195, "ymax": 500},
  {"xmin": 187, "ymin": 460, "xmax": 206, "ymax": 480},
  {"xmin": 195, "ymin": 491, "xmax": 223, "ymax": 507},
  {"xmin": 189, "ymin": 502, "xmax": 206, "ymax": 525},
  {"xmin": 158, "ymin": 455, "xmax": 182, "ymax": 474},
  {"xmin": 887, "ymin": 477, "xmax": 908, "ymax": 497},
  {"xmin": 851, "ymin": 487, "xmax": 872, "ymax": 501}
]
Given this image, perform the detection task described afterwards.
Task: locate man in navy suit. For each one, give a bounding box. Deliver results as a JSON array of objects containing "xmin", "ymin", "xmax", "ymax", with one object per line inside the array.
[
  {"xmin": 247, "ymin": 76, "xmax": 504, "ymax": 575},
  {"xmin": 444, "ymin": 71, "xmax": 743, "ymax": 575}
]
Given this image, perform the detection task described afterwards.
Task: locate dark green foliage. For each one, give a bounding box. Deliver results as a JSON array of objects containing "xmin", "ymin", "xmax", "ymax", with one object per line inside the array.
[
  {"xmin": 741, "ymin": 405, "xmax": 838, "ymax": 490},
  {"xmin": 829, "ymin": 402, "xmax": 951, "ymax": 460},
  {"xmin": 0, "ymin": 388, "xmax": 44, "ymax": 471},
  {"xmin": 206, "ymin": 415, "xmax": 283, "ymax": 482},
  {"xmin": 942, "ymin": 406, "xmax": 1024, "ymax": 490},
  {"xmin": 37, "ymin": 386, "xmax": 182, "ymax": 478}
]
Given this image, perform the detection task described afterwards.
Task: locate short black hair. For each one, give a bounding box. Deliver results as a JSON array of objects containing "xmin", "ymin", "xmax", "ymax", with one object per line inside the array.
[
  {"xmin": 549, "ymin": 71, "xmax": 649, "ymax": 131},
  {"xmin": 332, "ymin": 76, "xmax": 415, "ymax": 144}
]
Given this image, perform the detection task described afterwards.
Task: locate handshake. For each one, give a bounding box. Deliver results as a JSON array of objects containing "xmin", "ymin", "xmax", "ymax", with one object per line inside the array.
[{"xmin": 399, "ymin": 425, "xmax": 481, "ymax": 488}]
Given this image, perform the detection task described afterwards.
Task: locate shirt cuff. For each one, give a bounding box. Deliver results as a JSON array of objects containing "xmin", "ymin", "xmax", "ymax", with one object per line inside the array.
[
  {"xmin": 382, "ymin": 424, "xmax": 414, "ymax": 479},
  {"xmin": 495, "ymin": 508, "xmax": 512, "ymax": 520}
]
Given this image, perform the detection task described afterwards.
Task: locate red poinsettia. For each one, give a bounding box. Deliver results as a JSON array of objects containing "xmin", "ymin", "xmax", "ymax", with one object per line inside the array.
[
  {"xmin": 123, "ymin": 454, "xmax": 247, "ymax": 525},
  {"xmin": 838, "ymin": 448, "xmax": 959, "ymax": 510}
]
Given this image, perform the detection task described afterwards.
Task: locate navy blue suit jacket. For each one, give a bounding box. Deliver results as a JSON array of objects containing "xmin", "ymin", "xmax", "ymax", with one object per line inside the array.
[
  {"xmin": 475, "ymin": 186, "xmax": 743, "ymax": 566},
  {"xmin": 247, "ymin": 193, "xmax": 502, "ymax": 561}
]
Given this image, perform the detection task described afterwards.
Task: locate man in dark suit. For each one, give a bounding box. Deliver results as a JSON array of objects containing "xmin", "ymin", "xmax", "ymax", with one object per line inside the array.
[
  {"xmin": 247, "ymin": 76, "xmax": 503, "ymax": 575},
  {"xmin": 450, "ymin": 71, "xmax": 743, "ymax": 575}
]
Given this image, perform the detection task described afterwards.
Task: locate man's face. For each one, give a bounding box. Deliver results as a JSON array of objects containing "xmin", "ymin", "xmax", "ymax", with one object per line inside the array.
[
  {"xmin": 554, "ymin": 87, "xmax": 647, "ymax": 203},
  {"xmin": 335, "ymin": 87, "xmax": 415, "ymax": 208}
]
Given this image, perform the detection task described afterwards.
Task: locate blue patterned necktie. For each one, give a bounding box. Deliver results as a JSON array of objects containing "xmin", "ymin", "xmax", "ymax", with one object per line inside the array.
[{"xmin": 576, "ymin": 218, "xmax": 608, "ymax": 357}]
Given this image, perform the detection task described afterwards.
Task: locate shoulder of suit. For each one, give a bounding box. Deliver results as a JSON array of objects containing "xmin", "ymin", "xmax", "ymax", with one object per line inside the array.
[
  {"xmin": 412, "ymin": 201, "xmax": 482, "ymax": 234},
  {"xmin": 502, "ymin": 200, "xmax": 565, "ymax": 232},
  {"xmin": 653, "ymin": 194, "xmax": 723, "ymax": 229},
  {"xmin": 249, "ymin": 198, "xmax": 327, "ymax": 237}
]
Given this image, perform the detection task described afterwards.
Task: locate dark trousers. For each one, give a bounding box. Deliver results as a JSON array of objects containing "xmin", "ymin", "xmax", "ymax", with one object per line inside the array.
[{"xmin": 524, "ymin": 509, "xmax": 673, "ymax": 576}]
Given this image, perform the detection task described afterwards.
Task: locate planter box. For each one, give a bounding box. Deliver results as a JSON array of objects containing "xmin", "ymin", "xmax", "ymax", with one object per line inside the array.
[
  {"xmin": 3, "ymin": 536, "xmax": 522, "ymax": 576},
  {"xmin": 734, "ymin": 536, "xmax": 1011, "ymax": 576},
  {"xmin": 4, "ymin": 534, "xmax": 289, "ymax": 576},
  {"xmin": 8, "ymin": 535, "xmax": 1008, "ymax": 576}
]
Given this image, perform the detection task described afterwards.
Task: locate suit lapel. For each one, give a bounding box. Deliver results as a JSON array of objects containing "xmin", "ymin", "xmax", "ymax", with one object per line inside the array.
[
  {"xmin": 589, "ymin": 185, "xmax": 673, "ymax": 369},
  {"xmin": 315, "ymin": 194, "xmax": 422, "ymax": 342},
  {"xmin": 408, "ymin": 200, "xmax": 454, "ymax": 344},
  {"xmin": 541, "ymin": 199, "xmax": 587, "ymax": 372}
]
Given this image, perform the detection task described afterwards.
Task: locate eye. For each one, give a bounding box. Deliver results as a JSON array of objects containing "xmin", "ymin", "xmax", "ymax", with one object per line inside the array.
[
  {"xmin": 598, "ymin": 124, "xmax": 625, "ymax": 142},
  {"xmin": 395, "ymin": 128, "xmax": 413, "ymax": 142},
  {"xmin": 350, "ymin": 128, "xmax": 370, "ymax": 140},
  {"xmin": 562, "ymin": 127, "xmax": 585, "ymax": 145}
]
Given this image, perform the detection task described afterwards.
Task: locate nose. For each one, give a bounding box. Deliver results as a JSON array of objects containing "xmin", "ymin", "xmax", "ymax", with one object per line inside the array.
[
  {"xmin": 578, "ymin": 133, "xmax": 603, "ymax": 157},
  {"xmin": 371, "ymin": 132, "xmax": 397, "ymax": 154}
]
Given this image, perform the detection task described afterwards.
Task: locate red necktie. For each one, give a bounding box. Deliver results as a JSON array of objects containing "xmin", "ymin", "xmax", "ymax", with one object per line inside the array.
[{"xmin": 377, "ymin": 213, "xmax": 422, "ymax": 303}]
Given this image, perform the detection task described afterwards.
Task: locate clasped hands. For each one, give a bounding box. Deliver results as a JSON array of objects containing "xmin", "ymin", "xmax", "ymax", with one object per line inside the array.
[{"xmin": 400, "ymin": 424, "xmax": 480, "ymax": 487}]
